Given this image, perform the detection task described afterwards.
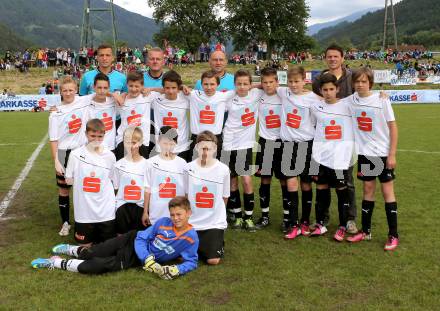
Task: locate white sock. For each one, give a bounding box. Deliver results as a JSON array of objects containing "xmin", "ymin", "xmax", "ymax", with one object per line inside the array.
[
  {"xmin": 53, "ymin": 257, "xmax": 63, "ymax": 269},
  {"xmin": 65, "ymin": 259, "xmax": 84, "ymax": 273}
]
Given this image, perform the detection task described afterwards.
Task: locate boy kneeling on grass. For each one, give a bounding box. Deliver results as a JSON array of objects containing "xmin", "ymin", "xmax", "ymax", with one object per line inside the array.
[{"xmin": 31, "ymin": 196, "xmax": 199, "ymax": 280}]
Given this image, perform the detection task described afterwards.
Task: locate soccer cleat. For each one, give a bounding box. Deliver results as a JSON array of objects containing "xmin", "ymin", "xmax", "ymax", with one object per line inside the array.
[
  {"xmin": 280, "ymin": 222, "xmax": 290, "ymax": 233},
  {"xmin": 231, "ymin": 218, "xmax": 243, "ymax": 230},
  {"xmin": 333, "ymin": 226, "xmax": 346, "ymax": 242},
  {"xmin": 31, "ymin": 256, "xmax": 61, "ymax": 270},
  {"xmin": 255, "ymin": 216, "xmax": 270, "ymax": 229},
  {"xmin": 52, "ymin": 244, "xmax": 74, "ymax": 256},
  {"xmin": 243, "ymin": 219, "xmax": 257, "ymax": 233},
  {"xmin": 384, "ymin": 236, "xmax": 399, "ymax": 251},
  {"xmin": 300, "ymin": 223, "xmax": 311, "ymax": 236},
  {"xmin": 284, "ymin": 226, "xmax": 301, "ymax": 240},
  {"xmin": 346, "ymin": 232, "xmax": 372, "ymax": 243},
  {"xmin": 310, "ymin": 224, "xmax": 328, "ymax": 236},
  {"xmin": 59, "ymin": 222, "xmax": 71, "ymax": 236},
  {"xmin": 346, "ymin": 220, "xmax": 358, "ymax": 234}
]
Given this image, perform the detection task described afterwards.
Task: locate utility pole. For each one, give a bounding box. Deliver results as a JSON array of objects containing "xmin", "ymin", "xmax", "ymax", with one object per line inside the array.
[
  {"xmin": 382, "ymin": 0, "xmax": 398, "ymax": 51},
  {"xmin": 80, "ymin": 0, "xmax": 118, "ymax": 53}
]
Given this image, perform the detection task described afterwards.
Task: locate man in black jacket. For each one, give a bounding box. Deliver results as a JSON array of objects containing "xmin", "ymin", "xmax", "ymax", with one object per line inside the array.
[{"xmin": 312, "ymin": 44, "xmax": 358, "ymax": 234}]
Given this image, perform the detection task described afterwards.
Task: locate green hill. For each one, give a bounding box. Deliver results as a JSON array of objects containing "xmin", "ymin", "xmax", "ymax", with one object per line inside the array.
[
  {"xmin": 0, "ymin": 0, "xmax": 159, "ymax": 50},
  {"xmin": 0, "ymin": 23, "xmax": 32, "ymax": 53},
  {"xmin": 313, "ymin": 0, "xmax": 440, "ymax": 49}
]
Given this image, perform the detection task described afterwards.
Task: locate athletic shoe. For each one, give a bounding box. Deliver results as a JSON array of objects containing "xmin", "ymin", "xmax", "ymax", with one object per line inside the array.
[
  {"xmin": 31, "ymin": 256, "xmax": 61, "ymax": 270},
  {"xmin": 300, "ymin": 223, "xmax": 311, "ymax": 236},
  {"xmin": 346, "ymin": 232, "xmax": 372, "ymax": 243},
  {"xmin": 52, "ymin": 244, "xmax": 73, "ymax": 256},
  {"xmin": 310, "ymin": 224, "xmax": 328, "ymax": 236},
  {"xmin": 59, "ymin": 222, "xmax": 71, "ymax": 236},
  {"xmin": 384, "ymin": 236, "xmax": 399, "ymax": 251},
  {"xmin": 243, "ymin": 219, "xmax": 257, "ymax": 233},
  {"xmin": 280, "ymin": 222, "xmax": 290, "ymax": 233},
  {"xmin": 231, "ymin": 218, "xmax": 243, "ymax": 230},
  {"xmin": 255, "ymin": 216, "xmax": 270, "ymax": 229},
  {"xmin": 333, "ymin": 226, "xmax": 346, "ymax": 242},
  {"xmin": 284, "ymin": 226, "xmax": 301, "ymax": 240},
  {"xmin": 346, "ymin": 220, "xmax": 358, "ymax": 234}
]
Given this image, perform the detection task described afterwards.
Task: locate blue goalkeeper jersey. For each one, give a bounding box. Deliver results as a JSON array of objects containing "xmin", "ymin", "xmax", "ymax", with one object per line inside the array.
[
  {"xmin": 143, "ymin": 70, "xmax": 164, "ymax": 88},
  {"xmin": 194, "ymin": 72, "xmax": 235, "ymax": 91},
  {"xmin": 134, "ymin": 217, "xmax": 199, "ymax": 275},
  {"xmin": 79, "ymin": 69, "xmax": 128, "ymax": 95}
]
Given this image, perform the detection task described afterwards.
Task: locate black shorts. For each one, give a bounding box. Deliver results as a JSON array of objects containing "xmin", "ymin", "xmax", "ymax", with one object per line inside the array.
[
  {"xmin": 74, "ymin": 219, "xmax": 116, "ymax": 244},
  {"xmin": 190, "ymin": 133, "xmax": 223, "ymax": 160},
  {"xmin": 221, "ymin": 148, "xmax": 254, "ymax": 177},
  {"xmin": 197, "ymin": 229, "xmax": 225, "ymax": 261},
  {"xmin": 255, "ymin": 137, "xmax": 283, "ymax": 179},
  {"xmin": 56, "ymin": 149, "xmax": 72, "ymax": 189},
  {"xmin": 357, "ymin": 155, "xmax": 396, "ymax": 183},
  {"xmin": 313, "ymin": 164, "xmax": 349, "ymax": 189},
  {"xmin": 115, "ymin": 203, "xmax": 147, "ymax": 234},
  {"xmin": 279, "ymin": 140, "xmax": 313, "ymax": 182},
  {"xmin": 114, "ymin": 142, "xmax": 153, "ymax": 161}
]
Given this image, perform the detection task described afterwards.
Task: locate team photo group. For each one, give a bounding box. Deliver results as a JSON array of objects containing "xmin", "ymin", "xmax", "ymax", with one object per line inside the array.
[{"xmin": 30, "ymin": 43, "xmax": 399, "ymax": 280}]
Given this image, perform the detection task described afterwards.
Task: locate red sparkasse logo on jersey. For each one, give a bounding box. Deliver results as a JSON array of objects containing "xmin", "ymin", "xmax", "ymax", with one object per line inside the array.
[
  {"xmin": 68, "ymin": 114, "xmax": 82, "ymax": 134},
  {"xmin": 286, "ymin": 108, "xmax": 302, "ymax": 128},
  {"xmin": 163, "ymin": 112, "xmax": 178, "ymax": 128},
  {"xmin": 101, "ymin": 112, "xmax": 113, "ymax": 131},
  {"xmin": 159, "ymin": 177, "xmax": 176, "ymax": 198},
  {"xmin": 200, "ymin": 105, "xmax": 216, "ymax": 124},
  {"xmin": 265, "ymin": 109, "xmax": 281, "ymax": 128},
  {"xmin": 357, "ymin": 111, "xmax": 372, "ymax": 132},
  {"xmin": 83, "ymin": 172, "xmax": 101, "ymax": 193},
  {"xmin": 241, "ymin": 108, "xmax": 255, "ymax": 126},
  {"xmin": 325, "ymin": 120, "xmax": 342, "ymax": 140},
  {"xmin": 127, "ymin": 110, "xmax": 141, "ymax": 126},
  {"xmin": 124, "ymin": 180, "xmax": 142, "ymax": 201},
  {"xmin": 195, "ymin": 186, "xmax": 214, "ymax": 208}
]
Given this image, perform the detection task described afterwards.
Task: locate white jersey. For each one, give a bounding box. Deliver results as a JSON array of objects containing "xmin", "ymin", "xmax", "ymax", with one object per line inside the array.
[
  {"xmin": 48, "ymin": 96, "xmax": 90, "ymax": 150},
  {"xmin": 144, "ymin": 155, "xmax": 188, "ymax": 225},
  {"xmin": 65, "ymin": 145, "xmax": 117, "ymax": 223},
  {"xmin": 278, "ymin": 88, "xmax": 316, "ymax": 142},
  {"xmin": 222, "ymin": 89, "xmax": 263, "ymax": 151},
  {"xmin": 86, "ymin": 99, "xmax": 117, "ymax": 150},
  {"xmin": 187, "ymin": 90, "xmax": 235, "ymax": 135},
  {"xmin": 348, "ymin": 92, "xmax": 395, "ymax": 157},
  {"xmin": 113, "ymin": 157, "xmax": 149, "ymax": 208},
  {"xmin": 187, "ymin": 160, "xmax": 230, "ymax": 231},
  {"xmin": 152, "ymin": 93, "xmax": 190, "ymax": 153},
  {"xmin": 258, "ymin": 93, "xmax": 282, "ymax": 140},
  {"xmin": 311, "ymin": 98, "xmax": 355, "ymax": 170},
  {"xmin": 116, "ymin": 94, "xmax": 152, "ymax": 146}
]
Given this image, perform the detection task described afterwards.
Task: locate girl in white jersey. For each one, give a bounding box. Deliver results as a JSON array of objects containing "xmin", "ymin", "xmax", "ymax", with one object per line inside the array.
[
  {"xmin": 346, "ymin": 68, "xmax": 399, "ymax": 251},
  {"xmin": 187, "ymin": 131, "xmax": 230, "ymax": 265},
  {"xmin": 142, "ymin": 126, "xmax": 188, "ymax": 226},
  {"xmin": 113, "ymin": 127, "xmax": 149, "ymax": 234},
  {"xmin": 309, "ymin": 74, "xmax": 354, "ymax": 242},
  {"xmin": 49, "ymin": 76, "xmax": 89, "ymax": 236},
  {"xmin": 222, "ymin": 69, "xmax": 263, "ymax": 232}
]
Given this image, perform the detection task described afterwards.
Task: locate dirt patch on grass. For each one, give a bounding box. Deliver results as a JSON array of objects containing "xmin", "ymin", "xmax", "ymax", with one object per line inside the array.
[{"xmin": 206, "ymin": 291, "xmax": 232, "ymax": 305}]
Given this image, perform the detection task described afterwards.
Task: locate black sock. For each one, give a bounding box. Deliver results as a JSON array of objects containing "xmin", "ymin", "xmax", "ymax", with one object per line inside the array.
[
  {"xmin": 61, "ymin": 259, "xmax": 68, "ymax": 270},
  {"xmin": 287, "ymin": 191, "xmax": 299, "ymax": 226},
  {"xmin": 300, "ymin": 190, "xmax": 313, "ymax": 224},
  {"xmin": 59, "ymin": 195, "xmax": 70, "ymax": 224},
  {"xmin": 336, "ymin": 188, "xmax": 349, "ymax": 228},
  {"xmin": 315, "ymin": 189, "xmax": 330, "ymax": 225},
  {"xmin": 361, "ymin": 200, "xmax": 375, "ymax": 234},
  {"xmin": 243, "ymin": 193, "xmax": 255, "ymax": 220},
  {"xmin": 281, "ymin": 185, "xmax": 289, "ymax": 225},
  {"xmin": 228, "ymin": 190, "xmax": 242, "ymax": 219},
  {"xmin": 259, "ymin": 184, "xmax": 271, "ymax": 218},
  {"xmin": 385, "ymin": 202, "xmax": 398, "ymax": 237}
]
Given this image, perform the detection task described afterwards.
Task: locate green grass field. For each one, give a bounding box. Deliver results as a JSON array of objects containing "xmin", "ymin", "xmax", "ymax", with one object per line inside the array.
[{"xmin": 0, "ymin": 104, "xmax": 439, "ymax": 310}]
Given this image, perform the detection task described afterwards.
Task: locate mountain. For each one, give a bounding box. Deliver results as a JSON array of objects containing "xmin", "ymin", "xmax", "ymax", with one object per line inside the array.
[
  {"xmin": 0, "ymin": 23, "xmax": 32, "ymax": 53},
  {"xmin": 307, "ymin": 8, "xmax": 380, "ymax": 36},
  {"xmin": 313, "ymin": 0, "xmax": 440, "ymax": 49},
  {"xmin": 0, "ymin": 0, "xmax": 160, "ymax": 50}
]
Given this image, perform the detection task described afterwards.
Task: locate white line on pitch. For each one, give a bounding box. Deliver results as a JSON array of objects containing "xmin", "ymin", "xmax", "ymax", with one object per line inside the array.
[
  {"xmin": 398, "ymin": 149, "xmax": 440, "ymax": 155},
  {"xmin": 0, "ymin": 134, "xmax": 48, "ymax": 219},
  {"xmin": 0, "ymin": 143, "xmax": 40, "ymax": 146}
]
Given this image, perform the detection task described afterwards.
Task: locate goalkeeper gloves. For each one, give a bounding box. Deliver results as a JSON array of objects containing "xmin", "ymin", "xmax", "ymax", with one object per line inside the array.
[
  {"xmin": 160, "ymin": 265, "xmax": 180, "ymax": 280},
  {"xmin": 143, "ymin": 255, "xmax": 164, "ymax": 275}
]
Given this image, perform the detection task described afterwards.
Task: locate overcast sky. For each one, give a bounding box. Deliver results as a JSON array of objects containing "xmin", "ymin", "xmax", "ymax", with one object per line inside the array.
[{"xmin": 110, "ymin": 0, "xmax": 402, "ymax": 26}]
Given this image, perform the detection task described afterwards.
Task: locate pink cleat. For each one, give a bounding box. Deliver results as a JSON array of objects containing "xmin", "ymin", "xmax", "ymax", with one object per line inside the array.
[
  {"xmin": 310, "ymin": 224, "xmax": 328, "ymax": 236},
  {"xmin": 284, "ymin": 226, "xmax": 301, "ymax": 240},
  {"xmin": 300, "ymin": 223, "xmax": 311, "ymax": 236},
  {"xmin": 384, "ymin": 236, "xmax": 399, "ymax": 251},
  {"xmin": 347, "ymin": 232, "xmax": 371, "ymax": 243},
  {"xmin": 333, "ymin": 227, "xmax": 346, "ymax": 242}
]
